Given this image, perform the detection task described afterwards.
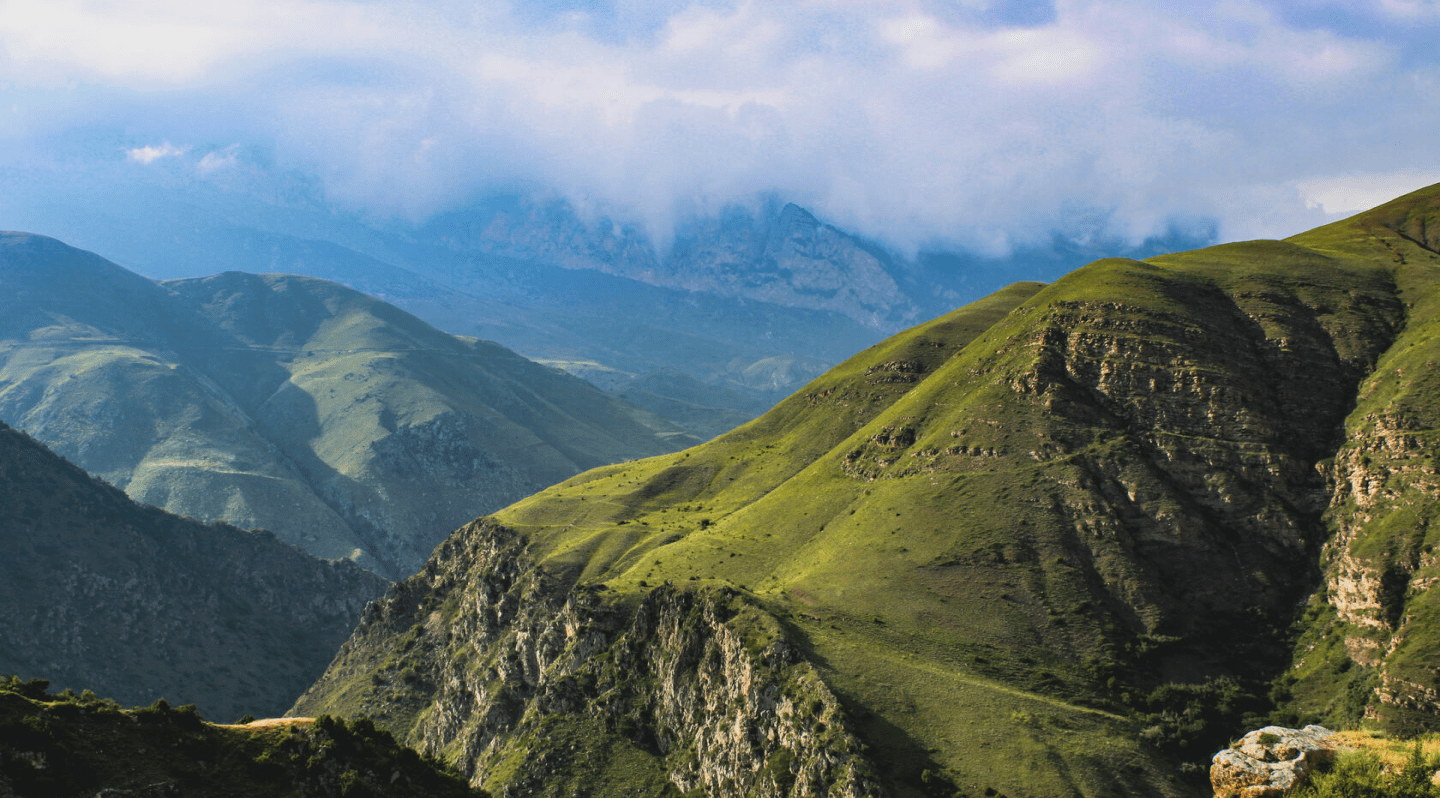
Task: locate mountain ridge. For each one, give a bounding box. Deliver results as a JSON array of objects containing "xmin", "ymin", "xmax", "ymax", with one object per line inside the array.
[
  {"xmin": 0, "ymin": 234, "xmax": 687, "ymax": 577},
  {"xmin": 293, "ymin": 183, "xmax": 1440, "ymax": 797}
]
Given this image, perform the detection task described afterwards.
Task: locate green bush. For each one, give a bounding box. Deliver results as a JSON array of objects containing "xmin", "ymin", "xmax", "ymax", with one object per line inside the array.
[
  {"xmin": 1, "ymin": 675, "xmax": 53, "ymax": 701},
  {"xmin": 1297, "ymin": 744, "xmax": 1440, "ymax": 798}
]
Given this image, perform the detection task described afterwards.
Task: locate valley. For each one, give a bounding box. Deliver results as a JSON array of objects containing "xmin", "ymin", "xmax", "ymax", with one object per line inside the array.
[{"xmin": 0, "ymin": 420, "xmax": 387, "ymax": 721}]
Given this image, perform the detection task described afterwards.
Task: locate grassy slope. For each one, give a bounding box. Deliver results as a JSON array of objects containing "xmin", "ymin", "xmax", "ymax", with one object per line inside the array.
[
  {"xmin": 0, "ymin": 420, "xmax": 387, "ymax": 721},
  {"xmin": 497, "ymin": 283, "xmax": 1180, "ymax": 798},
  {"xmin": 169, "ymin": 271, "xmax": 685, "ymax": 573},
  {"xmin": 482, "ymin": 187, "xmax": 1440, "ymax": 796}
]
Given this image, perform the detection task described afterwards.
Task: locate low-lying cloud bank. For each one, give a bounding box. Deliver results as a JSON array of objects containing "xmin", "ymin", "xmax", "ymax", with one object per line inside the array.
[{"xmin": 2, "ymin": 0, "xmax": 1438, "ymax": 254}]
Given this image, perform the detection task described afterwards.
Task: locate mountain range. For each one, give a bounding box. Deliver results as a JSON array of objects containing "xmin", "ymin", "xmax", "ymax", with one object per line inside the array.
[
  {"xmin": 8, "ymin": 179, "xmax": 1210, "ymax": 437},
  {"xmin": 292, "ymin": 183, "xmax": 1440, "ymax": 798},
  {"xmin": 0, "ymin": 233, "xmax": 685, "ymax": 578}
]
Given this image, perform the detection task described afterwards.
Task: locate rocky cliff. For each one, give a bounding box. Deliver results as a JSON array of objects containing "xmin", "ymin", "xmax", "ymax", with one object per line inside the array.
[
  {"xmin": 0, "ymin": 420, "xmax": 388, "ymax": 721},
  {"xmin": 294, "ymin": 518, "xmax": 881, "ymax": 798},
  {"xmin": 1279, "ymin": 191, "xmax": 1440, "ymax": 736},
  {"xmin": 425, "ymin": 198, "xmax": 920, "ymax": 333}
]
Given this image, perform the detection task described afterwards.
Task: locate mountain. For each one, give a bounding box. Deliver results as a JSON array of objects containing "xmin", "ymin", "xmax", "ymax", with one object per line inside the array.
[
  {"xmin": 416, "ymin": 194, "xmax": 1211, "ymax": 336},
  {"xmin": 0, "ymin": 420, "xmax": 387, "ymax": 722},
  {"xmin": 0, "ymin": 678, "xmax": 481, "ymax": 797},
  {"xmin": 293, "ymin": 183, "xmax": 1440, "ymax": 797},
  {"xmin": 5, "ymin": 177, "xmax": 1208, "ymax": 440},
  {"xmin": 7, "ymin": 183, "xmax": 884, "ymax": 421},
  {"xmin": 0, "ymin": 232, "xmax": 683, "ymax": 578},
  {"xmin": 422, "ymin": 198, "xmax": 921, "ymax": 331}
]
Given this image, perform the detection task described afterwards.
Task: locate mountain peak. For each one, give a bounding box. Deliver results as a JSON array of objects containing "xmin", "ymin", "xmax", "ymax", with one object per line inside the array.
[{"xmin": 776, "ymin": 202, "xmax": 820, "ymax": 228}]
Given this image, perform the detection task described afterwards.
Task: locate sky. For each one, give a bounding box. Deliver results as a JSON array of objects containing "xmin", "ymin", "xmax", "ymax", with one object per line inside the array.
[{"xmin": 2, "ymin": 0, "xmax": 1438, "ymax": 257}]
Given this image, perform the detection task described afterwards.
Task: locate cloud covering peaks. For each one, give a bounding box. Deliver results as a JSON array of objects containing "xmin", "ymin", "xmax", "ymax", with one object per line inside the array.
[{"xmin": 3, "ymin": 0, "xmax": 1439, "ymax": 254}]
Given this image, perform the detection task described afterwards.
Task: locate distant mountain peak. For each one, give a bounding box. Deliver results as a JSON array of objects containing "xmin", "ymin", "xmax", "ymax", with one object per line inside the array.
[{"xmin": 776, "ymin": 202, "xmax": 820, "ymax": 228}]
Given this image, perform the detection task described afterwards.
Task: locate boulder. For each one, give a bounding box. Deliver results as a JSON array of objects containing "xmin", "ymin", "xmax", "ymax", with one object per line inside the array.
[{"xmin": 1210, "ymin": 725, "xmax": 1337, "ymax": 798}]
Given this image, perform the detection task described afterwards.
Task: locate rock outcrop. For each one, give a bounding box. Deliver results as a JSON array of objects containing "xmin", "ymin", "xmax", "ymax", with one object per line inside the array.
[
  {"xmin": 292, "ymin": 518, "xmax": 882, "ymax": 798},
  {"xmin": 1210, "ymin": 726, "xmax": 1337, "ymax": 798}
]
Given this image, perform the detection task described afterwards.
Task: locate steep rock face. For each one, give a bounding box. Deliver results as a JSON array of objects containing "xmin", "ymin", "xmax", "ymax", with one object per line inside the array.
[
  {"xmin": 0, "ymin": 421, "xmax": 388, "ymax": 721},
  {"xmin": 835, "ymin": 249, "xmax": 1404, "ymax": 648},
  {"xmin": 1276, "ymin": 188, "xmax": 1440, "ymax": 735},
  {"xmin": 662, "ymin": 203, "xmax": 914, "ymax": 332},
  {"xmin": 293, "ymin": 519, "xmax": 880, "ymax": 798}
]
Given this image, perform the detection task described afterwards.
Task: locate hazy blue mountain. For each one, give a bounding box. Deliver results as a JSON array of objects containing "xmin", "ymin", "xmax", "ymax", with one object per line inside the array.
[
  {"xmin": 415, "ymin": 193, "xmax": 1214, "ymax": 333},
  {"xmin": 3, "ymin": 176, "xmax": 1209, "ymax": 440},
  {"xmin": 0, "ymin": 232, "xmax": 683, "ymax": 578}
]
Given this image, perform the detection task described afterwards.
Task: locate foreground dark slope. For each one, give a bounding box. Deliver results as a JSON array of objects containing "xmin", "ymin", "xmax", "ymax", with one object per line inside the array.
[
  {"xmin": 295, "ymin": 185, "xmax": 1440, "ymax": 798},
  {"xmin": 0, "ymin": 421, "xmax": 387, "ymax": 721},
  {"xmin": 0, "ymin": 678, "xmax": 481, "ymax": 798},
  {"xmin": 0, "ymin": 233, "xmax": 684, "ymax": 577}
]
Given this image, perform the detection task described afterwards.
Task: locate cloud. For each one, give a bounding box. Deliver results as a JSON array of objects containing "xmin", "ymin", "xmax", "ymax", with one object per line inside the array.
[
  {"xmin": 197, "ymin": 147, "xmax": 239, "ymax": 174},
  {"xmin": 1298, "ymin": 170, "xmax": 1440, "ymax": 215},
  {"xmin": 126, "ymin": 143, "xmax": 188, "ymax": 163},
  {"xmin": 3, "ymin": 0, "xmax": 1439, "ymax": 253}
]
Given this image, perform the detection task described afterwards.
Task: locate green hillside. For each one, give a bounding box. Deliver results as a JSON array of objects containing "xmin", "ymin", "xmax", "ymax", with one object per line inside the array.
[
  {"xmin": 294, "ymin": 186, "xmax": 1440, "ymax": 797},
  {"xmin": 0, "ymin": 234, "xmax": 687, "ymax": 577}
]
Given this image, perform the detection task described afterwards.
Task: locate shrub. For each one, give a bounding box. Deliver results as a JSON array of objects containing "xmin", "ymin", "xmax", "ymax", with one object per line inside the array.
[{"xmin": 1297, "ymin": 743, "xmax": 1440, "ymax": 798}]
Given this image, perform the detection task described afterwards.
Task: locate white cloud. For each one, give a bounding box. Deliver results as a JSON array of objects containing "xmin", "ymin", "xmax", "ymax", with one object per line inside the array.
[
  {"xmin": 1378, "ymin": 0, "xmax": 1440, "ymax": 20},
  {"xmin": 197, "ymin": 147, "xmax": 238, "ymax": 174},
  {"xmin": 1298, "ymin": 170, "xmax": 1440, "ymax": 215},
  {"xmin": 4, "ymin": 0, "xmax": 1440, "ymax": 250},
  {"xmin": 126, "ymin": 143, "xmax": 187, "ymax": 163}
]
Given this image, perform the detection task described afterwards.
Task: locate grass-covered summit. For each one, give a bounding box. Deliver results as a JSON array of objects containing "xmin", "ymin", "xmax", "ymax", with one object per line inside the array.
[{"xmin": 296, "ymin": 184, "xmax": 1440, "ymax": 797}]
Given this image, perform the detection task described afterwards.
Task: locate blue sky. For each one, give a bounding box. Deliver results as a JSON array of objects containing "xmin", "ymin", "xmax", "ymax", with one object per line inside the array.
[{"xmin": 1, "ymin": 0, "xmax": 1438, "ymax": 256}]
